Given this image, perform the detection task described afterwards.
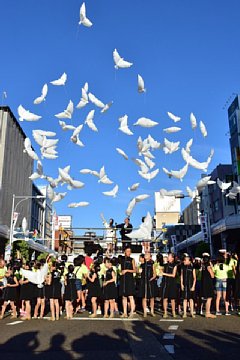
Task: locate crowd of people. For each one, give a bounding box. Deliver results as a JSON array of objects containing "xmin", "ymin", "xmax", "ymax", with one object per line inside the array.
[{"xmin": 0, "ymin": 247, "xmax": 240, "ymax": 321}]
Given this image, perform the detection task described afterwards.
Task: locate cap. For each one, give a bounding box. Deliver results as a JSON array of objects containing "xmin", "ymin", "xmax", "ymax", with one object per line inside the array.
[{"xmin": 202, "ymin": 252, "xmax": 210, "ymax": 257}]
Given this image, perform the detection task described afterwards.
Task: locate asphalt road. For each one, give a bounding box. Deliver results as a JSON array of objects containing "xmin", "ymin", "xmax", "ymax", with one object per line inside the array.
[{"xmin": 0, "ymin": 312, "xmax": 240, "ymax": 360}]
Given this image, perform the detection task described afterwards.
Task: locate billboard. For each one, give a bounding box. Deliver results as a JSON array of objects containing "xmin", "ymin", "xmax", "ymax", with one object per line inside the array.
[
  {"xmin": 55, "ymin": 215, "xmax": 72, "ymax": 230},
  {"xmin": 155, "ymin": 192, "xmax": 181, "ymax": 213}
]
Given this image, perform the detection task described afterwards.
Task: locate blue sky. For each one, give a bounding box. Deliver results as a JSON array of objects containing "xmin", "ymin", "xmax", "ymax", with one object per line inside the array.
[{"xmin": 1, "ymin": 0, "xmax": 239, "ymax": 232}]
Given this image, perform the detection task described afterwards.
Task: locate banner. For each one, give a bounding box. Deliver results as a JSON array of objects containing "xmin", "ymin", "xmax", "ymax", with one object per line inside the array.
[
  {"xmin": 200, "ymin": 214, "xmax": 208, "ymax": 243},
  {"xmin": 171, "ymin": 235, "xmax": 177, "ymax": 252}
]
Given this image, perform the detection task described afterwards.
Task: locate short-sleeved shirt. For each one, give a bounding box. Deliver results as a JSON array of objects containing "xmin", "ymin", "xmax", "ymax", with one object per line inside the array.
[
  {"xmin": 213, "ymin": 263, "xmax": 229, "ymax": 279},
  {"xmin": 74, "ymin": 264, "xmax": 89, "ymax": 284},
  {"xmin": 0, "ymin": 267, "xmax": 7, "ymax": 279},
  {"xmin": 227, "ymin": 258, "xmax": 237, "ymax": 279}
]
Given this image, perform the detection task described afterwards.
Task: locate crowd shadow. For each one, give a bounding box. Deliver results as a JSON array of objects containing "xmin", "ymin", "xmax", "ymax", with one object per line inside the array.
[{"xmin": 0, "ymin": 317, "xmax": 240, "ymax": 359}]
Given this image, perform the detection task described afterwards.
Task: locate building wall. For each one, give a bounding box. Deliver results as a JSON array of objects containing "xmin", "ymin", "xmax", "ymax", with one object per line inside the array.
[
  {"xmin": 0, "ymin": 107, "xmax": 33, "ymax": 232},
  {"xmin": 200, "ymin": 164, "xmax": 235, "ymax": 224},
  {"xmin": 228, "ymin": 96, "xmax": 240, "ymax": 183},
  {"xmin": 155, "ymin": 212, "xmax": 180, "ymax": 229},
  {"xmin": 183, "ymin": 198, "xmax": 199, "ymax": 225}
]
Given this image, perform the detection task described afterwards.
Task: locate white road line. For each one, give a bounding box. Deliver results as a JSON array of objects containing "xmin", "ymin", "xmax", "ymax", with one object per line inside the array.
[
  {"xmin": 6, "ymin": 321, "xmax": 23, "ymax": 326},
  {"xmin": 163, "ymin": 333, "xmax": 175, "ymax": 340},
  {"xmin": 160, "ymin": 319, "xmax": 184, "ymax": 322},
  {"xmin": 168, "ymin": 325, "xmax": 179, "ymax": 331},
  {"xmin": 164, "ymin": 345, "xmax": 175, "ymax": 354}
]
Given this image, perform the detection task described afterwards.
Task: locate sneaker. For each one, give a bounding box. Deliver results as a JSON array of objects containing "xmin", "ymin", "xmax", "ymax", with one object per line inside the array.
[
  {"xmin": 163, "ymin": 313, "xmax": 168, "ymax": 319},
  {"xmin": 225, "ymin": 312, "xmax": 231, "ymax": 316},
  {"xmin": 96, "ymin": 309, "xmax": 102, "ymax": 315},
  {"xmin": 146, "ymin": 308, "xmax": 150, "ymax": 313},
  {"xmin": 216, "ymin": 312, "xmax": 222, "ymax": 316}
]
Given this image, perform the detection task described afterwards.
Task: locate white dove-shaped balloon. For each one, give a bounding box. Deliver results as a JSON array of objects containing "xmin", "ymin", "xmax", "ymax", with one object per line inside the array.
[
  {"xmin": 68, "ymin": 202, "xmax": 89, "ymax": 208},
  {"xmin": 128, "ymin": 183, "xmax": 140, "ymax": 192},
  {"xmin": 126, "ymin": 198, "xmax": 137, "ymax": 217},
  {"xmin": 167, "ymin": 112, "xmax": 181, "ymax": 122},
  {"xmin": 55, "ymin": 100, "xmax": 74, "ymax": 119},
  {"xmin": 88, "ymin": 93, "xmax": 105, "ymax": 109},
  {"xmin": 199, "ymin": 120, "xmax": 207, "ymax": 137},
  {"xmin": 116, "ymin": 148, "xmax": 128, "ymax": 160},
  {"xmin": 79, "ymin": 2, "xmax": 93, "ymax": 27},
  {"xmin": 59, "ymin": 120, "xmax": 76, "ymax": 131},
  {"xmin": 23, "ymin": 138, "xmax": 39, "ymax": 161},
  {"xmin": 217, "ymin": 178, "xmax": 232, "ymax": 192},
  {"xmin": 33, "ymin": 84, "xmax": 48, "ymax": 105},
  {"xmin": 134, "ymin": 117, "xmax": 158, "ymax": 128},
  {"xmin": 135, "ymin": 194, "xmax": 150, "ymax": 202},
  {"xmin": 138, "ymin": 168, "xmax": 159, "ymax": 182},
  {"xmin": 102, "ymin": 184, "xmax": 119, "ymax": 198},
  {"xmin": 118, "ymin": 115, "xmax": 133, "ymax": 135},
  {"xmin": 138, "ymin": 74, "xmax": 146, "ymax": 93},
  {"xmin": 196, "ymin": 176, "xmax": 215, "ymax": 191},
  {"xmin": 190, "ymin": 112, "xmax": 197, "ymax": 130},
  {"xmin": 113, "ymin": 49, "xmax": 133, "ymax": 69},
  {"xmin": 163, "ymin": 126, "xmax": 181, "ymax": 133},
  {"xmin": 85, "ymin": 110, "xmax": 98, "ymax": 132},
  {"xmin": 18, "ymin": 105, "xmax": 42, "ymax": 122},
  {"xmin": 76, "ymin": 88, "xmax": 89, "ymax": 109},
  {"xmin": 50, "ymin": 72, "xmax": 67, "ymax": 86},
  {"xmin": 127, "ymin": 212, "xmax": 152, "ymax": 240}
]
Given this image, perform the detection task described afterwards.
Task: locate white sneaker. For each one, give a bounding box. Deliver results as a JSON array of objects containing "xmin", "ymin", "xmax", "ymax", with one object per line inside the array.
[
  {"xmin": 146, "ymin": 308, "xmax": 150, "ymax": 313},
  {"xmin": 96, "ymin": 309, "xmax": 102, "ymax": 315}
]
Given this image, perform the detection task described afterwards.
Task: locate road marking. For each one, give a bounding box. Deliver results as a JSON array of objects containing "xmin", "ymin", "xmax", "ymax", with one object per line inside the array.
[
  {"xmin": 71, "ymin": 317, "xmax": 140, "ymax": 321},
  {"xmin": 163, "ymin": 333, "xmax": 175, "ymax": 340},
  {"xmin": 6, "ymin": 321, "xmax": 23, "ymax": 326},
  {"xmin": 168, "ymin": 325, "xmax": 179, "ymax": 331},
  {"xmin": 164, "ymin": 345, "xmax": 175, "ymax": 354},
  {"xmin": 160, "ymin": 319, "xmax": 183, "ymax": 322}
]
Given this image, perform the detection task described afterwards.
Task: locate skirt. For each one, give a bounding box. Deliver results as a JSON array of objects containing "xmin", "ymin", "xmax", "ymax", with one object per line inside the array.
[
  {"xmin": 19, "ymin": 283, "xmax": 36, "ymax": 301},
  {"xmin": 119, "ymin": 274, "xmax": 135, "ymax": 297},
  {"xmin": 103, "ymin": 283, "xmax": 117, "ymax": 300}
]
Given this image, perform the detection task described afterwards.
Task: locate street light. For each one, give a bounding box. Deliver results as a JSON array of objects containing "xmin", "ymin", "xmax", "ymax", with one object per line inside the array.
[{"xmin": 9, "ymin": 194, "xmax": 46, "ymax": 247}]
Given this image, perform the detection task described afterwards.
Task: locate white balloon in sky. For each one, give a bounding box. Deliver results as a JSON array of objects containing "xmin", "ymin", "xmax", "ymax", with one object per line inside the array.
[
  {"xmin": 88, "ymin": 93, "xmax": 105, "ymax": 109},
  {"xmin": 163, "ymin": 126, "xmax": 181, "ymax": 133},
  {"xmin": 199, "ymin": 120, "xmax": 207, "ymax": 138},
  {"xmin": 85, "ymin": 110, "xmax": 98, "ymax": 132},
  {"xmin": 52, "ymin": 192, "xmax": 67, "ymax": 204},
  {"xmin": 163, "ymin": 163, "xmax": 189, "ymax": 182},
  {"xmin": 138, "ymin": 169, "xmax": 159, "ymax": 182},
  {"xmin": 128, "ymin": 183, "xmax": 140, "ymax": 192},
  {"xmin": 113, "ymin": 49, "xmax": 133, "ymax": 69},
  {"xmin": 50, "ymin": 72, "xmax": 67, "ymax": 86},
  {"xmin": 147, "ymin": 134, "xmax": 161, "ymax": 150},
  {"xmin": 144, "ymin": 156, "xmax": 155, "ymax": 169},
  {"xmin": 138, "ymin": 74, "xmax": 146, "ymax": 93},
  {"xmin": 217, "ymin": 178, "xmax": 232, "ymax": 193},
  {"xmin": 23, "ymin": 138, "xmax": 39, "ymax": 161},
  {"xmin": 68, "ymin": 202, "xmax": 89, "ymax": 208},
  {"xmin": 196, "ymin": 176, "xmax": 215, "ymax": 191},
  {"xmin": 18, "ymin": 105, "xmax": 42, "ymax": 122},
  {"xmin": 33, "ymin": 84, "xmax": 48, "ymax": 105},
  {"xmin": 134, "ymin": 117, "xmax": 158, "ymax": 128},
  {"xmin": 119, "ymin": 115, "xmax": 133, "ymax": 136},
  {"xmin": 76, "ymin": 88, "xmax": 89, "ymax": 109},
  {"xmin": 79, "ymin": 2, "xmax": 93, "ymax": 27},
  {"xmin": 163, "ymin": 138, "xmax": 180, "ymax": 154},
  {"xmin": 181, "ymin": 148, "xmax": 214, "ymax": 172},
  {"xmin": 102, "ymin": 184, "xmax": 119, "ymax": 198},
  {"xmin": 190, "ymin": 112, "xmax": 197, "ymax": 130},
  {"xmin": 59, "ymin": 120, "xmax": 76, "ymax": 131},
  {"xmin": 55, "ymin": 100, "xmax": 74, "ymax": 119},
  {"xmin": 135, "ymin": 194, "xmax": 150, "ymax": 202},
  {"xmin": 127, "ymin": 212, "xmax": 152, "ymax": 240},
  {"xmin": 126, "ymin": 198, "xmax": 137, "ymax": 217},
  {"xmin": 98, "ymin": 166, "xmax": 113, "ymax": 185},
  {"xmin": 101, "ymin": 101, "xmax": 113, "ymax": 114},
  {"xmin": 185, "ymin": 138, "xmax": 193, "ymax": 154},
  {"xmin": 116, "ymin": 148, "xmax": 128, "ymax": 160},
  {"xmin": 167, "ymin": 112, "xmax": 181, "ymax": 122}
]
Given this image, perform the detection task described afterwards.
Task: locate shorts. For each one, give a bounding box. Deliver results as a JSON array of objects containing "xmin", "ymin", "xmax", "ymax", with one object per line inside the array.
[
  {"xmin": 215, "ymin": 279, "xmax": 227, "ymax": 292},
  {"xmin": 75, "ymin": 279, "xmax": 82, "ymax": 291}
]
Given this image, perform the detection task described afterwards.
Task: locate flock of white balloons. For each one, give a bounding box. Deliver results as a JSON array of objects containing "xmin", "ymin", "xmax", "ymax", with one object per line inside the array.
[{"xmin": 17, "ymin": 2, "xmax": 238, "ymax": 230}]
